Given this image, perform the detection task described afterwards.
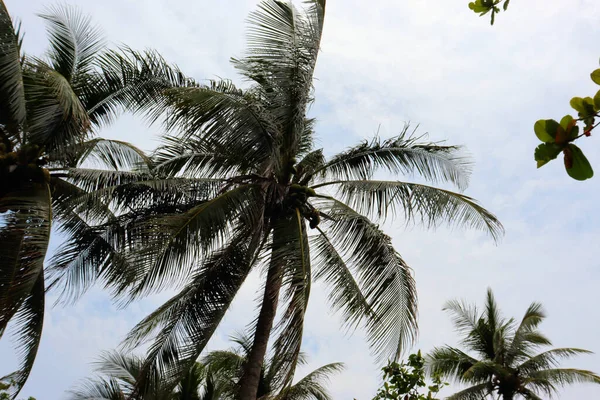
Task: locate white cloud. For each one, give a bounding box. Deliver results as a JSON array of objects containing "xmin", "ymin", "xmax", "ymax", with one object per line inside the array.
[{"xmin": 2, "ymin": 0, "xmax": 600, "ymax": 399}]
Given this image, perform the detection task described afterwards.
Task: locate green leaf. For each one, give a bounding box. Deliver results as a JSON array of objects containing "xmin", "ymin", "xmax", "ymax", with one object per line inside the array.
[
  {"xmin": 591, "ymin": 69, "xmax": 600, "ymax": 86},
  {"xmin": 503, "ymin": 0, "xmax": 510, "ymax": 11},
  {"xmin": 534, "ymin": 119, "xmax": 558, "ymax": 143},
  {"xmin": 534, "ymin": 143, "xmax": 562, "ymax": 168},
  {"xmin": 564, "ymin": 144, "xmax": 593, "ymax": 181},
  {"xmin": 570, "ymin": 97, "xmax": 585, "ymax": 113},
  {"xmin": 594, "ymin": 90, "xmax": 600, "ymax": 110}
]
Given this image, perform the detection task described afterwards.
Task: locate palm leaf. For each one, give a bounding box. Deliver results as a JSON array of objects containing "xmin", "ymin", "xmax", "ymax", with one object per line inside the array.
[
  {"xmin": 313, "ymin": 127, "xmax": 471, "ymax": 189},
  {"xmin": 313, "ymin": 180, "xmax": 503, "ymax": 240},
  {"xmin": 518, "ymin": 348, "xmax": 595, "ymax": 374},
  {"xmin": 68, "ymin": 377, "xmax": 127, "ymax": 400},
  {"xmin": 270, "ymin": 210, "xmax": 312, "ymax": 389},
  {"xmin": 506, "ymin": 302, "xmax": 548, "ymax": 365},
  {"xmin": 525, "ymin": 368, "xmax": 600, "ymax": 396},
  {"xmin": 275, "ymin": 362, "xmax": 343, "ymax": 400},
  {"xmin": 0, "ymin": 271, "xmax": 45, "ymax": 399},
  {"xmin": 445, "ymin": 382, "xmax": 492, "ymax": 400},
  {"xmin": 310, "ymin": 227, "xmax": 373, "ymax": 331},
  {"xmin": 38, "ymin": 5, "xmax": 105, "ymax": 81},
  {"xmin": 316, "ymin": 199, "xmax": 417, "ymax": 362},
  {"xmin": 0, "ymin": 0, "xmax": 25, "ymax": 132},
  {"xmin": 122, "ymin": 230, "xmax": 264, "ymax": 397},
  {"xmin": 426, "ymin": 346, "xmax": 478, "ymax": 384},
  {"xmin": 0, "ymin": 184, "xmax": 52, "ymax": 334}
]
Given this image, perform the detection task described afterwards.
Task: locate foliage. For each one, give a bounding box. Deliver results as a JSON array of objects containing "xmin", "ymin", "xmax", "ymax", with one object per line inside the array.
[
  {"xmin": 0, "ymin": 2, "xmax": 184, "ymax": 396},
  {"xmin": 532, "ymin": 66, "xmax": 600, "ymax": 181},
  {"xmin": 204, "ymin": 332, "xmax": 343, "ymax": 400},
  {"xmin": 468, "ymin": 0, "xmax": 510, "ymax": 25},
  {"xmin": 428, "ymin": 288, "xmax": 600, "ymax": 399},
  {"xmin": 49, "ymin": 1, "xmax": 502, "ymax": 398},
  {"xmin": 69, "ymin": 351, "xmax": 219, "ymax": 400},
  {"xmin": 372, "ymin": 352, "xmax": 447, "ymax": 400}
]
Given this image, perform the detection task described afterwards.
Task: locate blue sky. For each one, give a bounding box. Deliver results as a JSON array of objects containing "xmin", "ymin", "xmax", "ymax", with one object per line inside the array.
[{"xmin": 2, "ymin": 0, "xmax": 600, "ymax": 399}]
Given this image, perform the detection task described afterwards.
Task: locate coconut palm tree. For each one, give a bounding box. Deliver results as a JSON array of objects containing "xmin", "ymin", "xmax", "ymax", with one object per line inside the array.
[
  {"xmin": 0, "ymin": 3, "xmax": 186, "ymax": 396},
  {"xmin": 427, "ymin": 289, "xmax": 600, "ymax": 399},
  {"xmin": 49, "ymin": 1, "xmax": 503, "ymax": 399},
  {"xmin": 69, "ymin": 352, "xmax": 221, "ymax": 400},
  {"xmin": 204, "ymin": 333, "xmax": 343, "ymax": 399}
]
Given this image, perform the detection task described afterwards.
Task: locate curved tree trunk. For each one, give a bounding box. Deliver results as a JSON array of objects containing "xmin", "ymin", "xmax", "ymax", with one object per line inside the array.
[{"xmin": 238, "ymin": 229, "xmax": 284, "ymax": 400}]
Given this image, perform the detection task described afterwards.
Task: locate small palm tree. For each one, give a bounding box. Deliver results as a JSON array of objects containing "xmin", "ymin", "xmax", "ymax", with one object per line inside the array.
[
  {"xmin": 0, "ymin": 2, "xmax": 185, "ymax": 395},
  {"xmin": 50, "ymin": 1, "xmax": 503, "ymax": 399},
  {"xmin": 204, "ymin": 333, "xmax": 343, "ymax": 400},
  {"xmin": 69, "ymin": 352, "xmax": 221, "ymax": 400},
  {"xmin": 427, "ymin": 289, "xmax": 600, "ymax": 399}
]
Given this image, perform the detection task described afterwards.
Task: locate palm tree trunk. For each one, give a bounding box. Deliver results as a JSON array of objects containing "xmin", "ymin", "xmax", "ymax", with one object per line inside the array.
[{"xmin": 238, "ymin": 229, "xmax": 284, "ymax": 400}]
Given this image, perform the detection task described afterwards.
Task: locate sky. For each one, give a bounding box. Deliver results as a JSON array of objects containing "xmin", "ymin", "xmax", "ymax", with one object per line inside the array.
[{"xmin": 2, "ymin": 0, "xmax": 600, "ymax": 399}]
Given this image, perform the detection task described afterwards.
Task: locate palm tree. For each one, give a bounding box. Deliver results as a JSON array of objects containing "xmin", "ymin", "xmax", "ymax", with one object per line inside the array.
[
  {"xmin": 204, "ymin": 333, "xmax": 343, "ymax": 399},
  {"xmin": 0, "ymin": 3, "xmax": 185, "ymax": 395},
  {"xmin": 49, "ymin": 1, "xmax": 503, "ymax": 399},
  {"xmin": 427, "ymin": 289, "xmax": 600, "ymax": 399},
  {"xmin": 69, "ymin": 352, "xmax": 221, "ymax": 400}
]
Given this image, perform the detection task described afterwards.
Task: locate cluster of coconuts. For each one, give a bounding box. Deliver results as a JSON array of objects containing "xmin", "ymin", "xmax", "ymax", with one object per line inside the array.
[
  {"xmin": 0, "ymin": 144, "xmax": 50, "ymax": 190},
  {"xmin": 282, "ymin": 158, "xmax": 321, "ymax": 229}
]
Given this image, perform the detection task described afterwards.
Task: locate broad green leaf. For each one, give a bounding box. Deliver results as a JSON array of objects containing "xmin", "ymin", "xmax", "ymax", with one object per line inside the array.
[
  {"xmin": 570, "ymin": 97, "xmax": 585, "ymax": 113},
  {"xmin": 559, "ymin": 115, "xmax": 574, "ymax": 131},
  {"xmin": 591, "ymin": 69, "xmax": 600, "ymax": 86},
  {"xmin": 594, "ymin": 90, "xmax": 600, "ymax": 110},
  {"xmin": 534, "ymin": 119, "xmax": 558, "ymax": 143},
  {"xmin": 503, "ymin": 0, "xmax": 510, "ymax": 11},
  {"xmin": 534, "ymin": 143, "xmax": 562, "ymax": 168},
  {"xmin": 564, "ymin": 144, "xmax": 593, "ymax": 180}
]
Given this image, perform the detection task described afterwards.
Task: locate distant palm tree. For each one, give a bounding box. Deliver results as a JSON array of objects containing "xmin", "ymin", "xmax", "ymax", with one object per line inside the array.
[
  {"xmin": 50, "ymin": 1, "xmax": 503, "ymax": 399},
  {"xmin": 0, "ymin": 2, "xmax": 185, "ymax": 395},
  {"xmin": 204, "ymin": 333, "xmax": 343, "ymax": 399},
  {"xmin": 69, "ymin": 352, "xmax": 221, "ymax": 400},
  {"xmin": 427, "ymin": 289, "xmax": 600, "ymax": 399}
]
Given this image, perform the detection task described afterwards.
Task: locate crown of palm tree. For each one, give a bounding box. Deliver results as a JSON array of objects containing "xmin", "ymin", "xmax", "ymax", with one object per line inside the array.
[
  {"xmin": 203, "ymin": 332, "xmax": 343, "ymax": 400},
  {"xmin": 427, "ymin": 289, "xmax": 600, "ymax": 400},
  {"xmin": 0, "ymin": 3, "xmax": 187, "ymax": 396},
  {"xmin": 49, "ymin": 1, "xmax": 503, "ymax": 398},
  {"xmin": 69, "ymin": 351, "xmax": 221, "ymax": 400}
]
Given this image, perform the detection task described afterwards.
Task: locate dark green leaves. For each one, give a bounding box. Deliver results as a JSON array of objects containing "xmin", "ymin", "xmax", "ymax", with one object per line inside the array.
[
  {"xmin": 534, "ymin": 143, "xmax": 562, "ymax": 168},
  {"xmin": 468, "ymin": 0, "xmax": 508, "ymax": 25},
  {"xmin": 534, "ymin": 63, "xmax": 599, "ymax": 180},
  {"xmin": 591, "ymin": 69, "xmax": 600, "ymax": 86},
  {"xmin": 564, "ymin": 144, "xmax": 593, "ymax": 181}
]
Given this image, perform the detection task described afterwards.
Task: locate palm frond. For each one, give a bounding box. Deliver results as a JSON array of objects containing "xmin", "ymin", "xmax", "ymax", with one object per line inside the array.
[
  {"xmin": 316, "ymin": 199, "xmax": 417, "ymax": 362},
  {"xmin": 310, "ymin": 227, "xmax": 373, "ymax": 331},
  {"xmin": 313, "ymin": 127, "xmax": 471, "ymax": 189},
  {"xmin": 276, "ymin": 362, "xmax": 343, "ymax": 400},
  {"xmin": 68, "ymin": 377, "xmax": 126, "ymax": 400},
  {"xmin": 445, "ymin": 382, "xmax": 492, "ymax": 400},
  {"xmin": 506, "ymin": 302, "xmax": 548, "ymax": 365},
  {"xmin": 525, "ymin": 368, "xmax": 600, "ymax": 396},
  {"xmin": 38, "ymin": 5, "xmax": 105, "ymax": 80},
  {"xmin": 518, "ymin": 348, "xmax": 595, "ymax": 374},
  {"xmin": 157, "ymin": 82, "xmax": 277, "ymax": 171},
  {"xmin": 87, "ymin": 47, "xmax": 194, "ymax": 127},
  {"xmin": 0, "ymin": 0, "xmax": 26, "ymax": 131},
  {"xmin": 0, "ymin": 271, "xmax": 44, "ymax": 400},
  {"xmin": 24, "ymin": 63, "xmax": 90, "ymax": 151},
  {"xmin": 121, "ymin": 230, "xmax": 264, "ymax": 397},
  {"xmin": 314, "ymin": 180, "xmax": 503, "ymax": 240},
  {"xmin": 426, "ymin": 346, "xmax": 478, "ymax": 384},
  {"xmin": 122, "ymin": 184, "xmax": 260, "ymax": 299},
  {"xmin": 270, "ymin": 210, "xmax": 312, "ymax": 389},
  {"xmin": 74, "ymin": 138, "xmax": 152, "ymax": 170},
  {"xmin": 0, "ymin": 184, "xmax": 51, "ymax": 334}
]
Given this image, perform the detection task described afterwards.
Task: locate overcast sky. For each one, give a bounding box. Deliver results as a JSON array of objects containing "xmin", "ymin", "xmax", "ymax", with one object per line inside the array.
[{"xmin": 2, "ymin": 0, "xmax": 600, "ymax": 399}]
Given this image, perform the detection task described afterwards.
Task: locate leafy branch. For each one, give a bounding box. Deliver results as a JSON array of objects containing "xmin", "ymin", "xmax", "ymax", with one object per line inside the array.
[
  {"xmin": 468, "ymin": 0, "xmax": 511, "ymax": 25},
  {"xmin": 533, "ymin": 68, "xmax": 600, "ymax": 181},
  {"xmin": 371, "ymin": 352, "xmax": 448, "ymax": 400}
]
